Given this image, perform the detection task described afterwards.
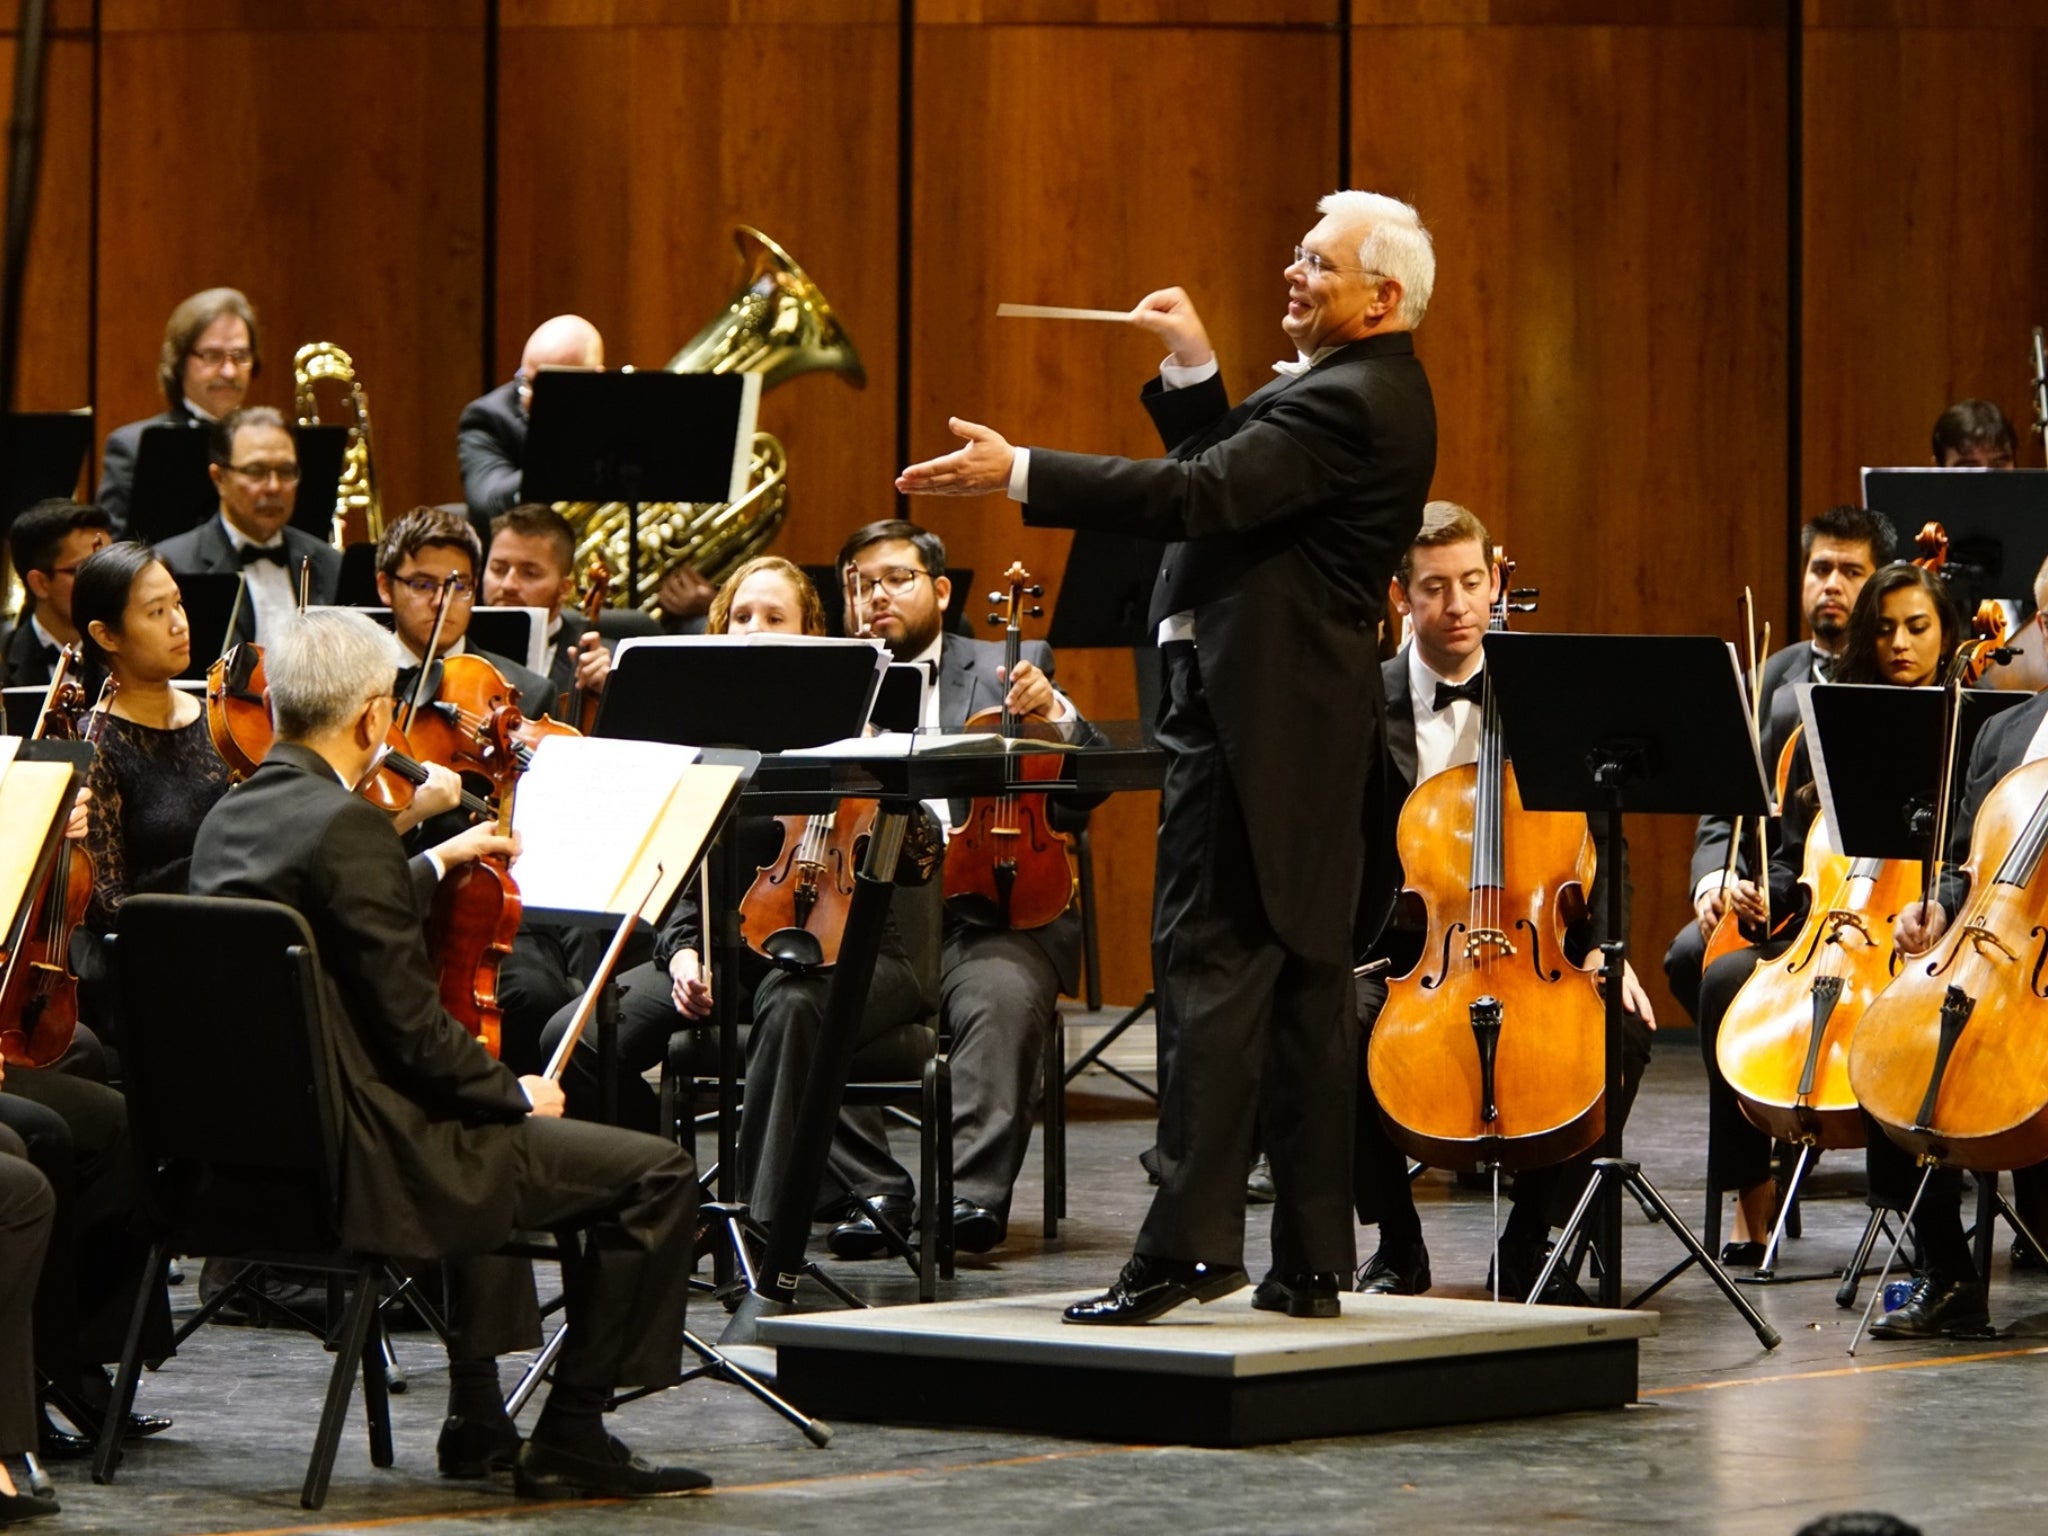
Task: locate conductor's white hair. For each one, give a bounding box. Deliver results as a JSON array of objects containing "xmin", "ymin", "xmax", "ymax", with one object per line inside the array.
[
  {"xmin": 1318, "ymin": 191, "xmax": 1435, "ymax": 329},
  {"xmin": 266, "ymin": 608, "xmax": 398, "ymax": 740}
]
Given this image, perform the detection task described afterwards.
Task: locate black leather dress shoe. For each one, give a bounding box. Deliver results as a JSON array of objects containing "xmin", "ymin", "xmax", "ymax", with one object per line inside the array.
[
  {"xmin": 0, "ymin": 1488, "xmax": 59, "ymax": 1524},
  {"xmin": 513, "ymin": 1434, "xmax": 711, "ymax": 1500},
  {"xmin": 1490, "ymin": 1241, "xmax": 1590, "ymax": 1306},
  {"xmin": 1252, "ymin": 1271, "xmax": 1342, "ymax": 1318},
  {"xmin": 1354, "ymin": 1240, "xmax": 1432, "ymax": 1296},
  {"xmin": 437, "ymin": 1413, "xmax": 523, "ymax": 1478},
  {"xmin": 1719, "ymin": 1241, "xmax": 1767, "ymax": 1269},
  {"xmin": 1245, "ymin": 1154, "xmax": 1276, "ymax": 1205},
  {"xmin": 1870, "ymin": 1274, "xmax": 1991, "ymax": 1339},
  {"xmin": 826, "ymin": 1194, "xmax": 915, "ymax": 1261},
  {"xmin": 1062, "ymin": 1255, "xmax": 1247, "ymax": 1325},
  {"xmin": 951, "ymin": 1199, "xmax": 1007, "ymax": 1254}
]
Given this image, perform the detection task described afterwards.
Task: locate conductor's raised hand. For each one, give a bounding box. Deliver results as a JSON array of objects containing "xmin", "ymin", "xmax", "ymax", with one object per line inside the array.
[
  {"xmin": 896, "ymin": 419, "xmax": 1015, "ymax": 498},
  {"xmin": 1127, "ymin": 287, "xmax": 1213, "ymax": 369}
]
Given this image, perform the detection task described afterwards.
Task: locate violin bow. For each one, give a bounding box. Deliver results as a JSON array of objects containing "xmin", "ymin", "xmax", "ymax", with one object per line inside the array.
[
  {"xmin": 220, "ymin": 573, "xmax": 248, "ymax": 665},
  {"xmin": 542, "ymin": 861, "xmax": 669, "ymax": 1084},
  {"xmin": 402, "ymin": 573, "xmax": 461, "ymax": 734}
]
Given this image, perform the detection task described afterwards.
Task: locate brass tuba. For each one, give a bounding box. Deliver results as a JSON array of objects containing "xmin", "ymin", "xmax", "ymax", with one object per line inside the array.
[
  {"xmin": 293, "ymin": 341, "xmax": 382, "ymax": 547},
  {"xmin": 568, "ymin": 226, "xmax": 864, "ymax": 611}
]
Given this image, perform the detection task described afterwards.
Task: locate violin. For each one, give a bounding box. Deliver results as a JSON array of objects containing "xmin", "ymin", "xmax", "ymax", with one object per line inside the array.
[
  {"xmin": 424, "ymin": 702, "xmax": 525, "ymax": 1058},
  {"xmin": 941, "ymin": 562, "xmax": 1078, "ymax": 931},
  {"xmin": 0, "ymin": 651, "xmax": 105, "ymax": 1068},
  {"xmin": 1366, "ymin": 558, "xmax": 1608, "ymax": 1172},
  {"xmin": 739, "ymin": 802, "xmax": 879, "ymax": 970},
  {"xmin": 567, "ymin": 558, "xmax": 610, "ymax": 734},
  {"xmin": 401, "ymin": 651, "xmax": 578, "ymax": 790}
]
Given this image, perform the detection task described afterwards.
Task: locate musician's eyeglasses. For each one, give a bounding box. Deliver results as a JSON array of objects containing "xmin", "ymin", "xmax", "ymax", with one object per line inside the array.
[
  {"xmin": 849, "ymin": 566, "xmax": 930, "ymax": 599},
  {"xmin": 227, "ymin": 461, "xmax": 301, "ymax": 484},
  {"xmin": 191, "ymin": 346, "xmax": 254, "ymax": 368},
  {"xmin": 390, "ymin": 574, "xmax": 477, "ymax": 601},
  {"xmin": 1290, "ymin": 245, "xmax": 1382, "ymax": 282}
]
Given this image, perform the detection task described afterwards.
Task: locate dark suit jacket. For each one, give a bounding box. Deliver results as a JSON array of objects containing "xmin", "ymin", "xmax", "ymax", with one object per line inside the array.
[
  {"xmin": 458, "ymin": 381, "xmax": 525, "ymax": 521},
  {"xmin": 1357, "ymin": 646, "xmax": 1631, "ymax": 965},
  {"xmin": 153, "ymin": 514, "xmax": 343, "ymax": 645},
  {"xmin": 2, "ymin": 618, "xmax": 57, "ymax": 689},
  {"xmin": 1024, "ymin": 333, "xmax": 1437, "ymax": 964},
  {"xmin": 1935, "ymin": 688, "xmax": 2048, "ymax": 918},
  {"xmin": 98, "ymin": 402, "xmax": 198, "ymax": 536},
  {"xmin": 545, "ymin": 609, "xmax": 600, "ymax": 715},
  {"xmin": 1688, "ymin": 641, "xmax": 1823, "ymax": 888},
  {"xmin": 187, "ymin": 741, "xmax": 534, "ymax": 1257}
]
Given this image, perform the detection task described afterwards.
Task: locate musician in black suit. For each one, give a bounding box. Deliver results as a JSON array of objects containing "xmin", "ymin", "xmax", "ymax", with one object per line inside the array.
[
  {"xmin": 480, "ymin": 504, "xmax": 612, "ymax": 713},
  {"xmin": 1662, "ymin": 505, "xmax": 1894, "ymax": 1021},
  {"xmin": 901, "ymin": 191, "xmax": 1439, "ymax": 1322},
  {"xmin": 2, "ymin": 500, "xmax": 111, "ymax": 687},
  {"xmin": 97, "ymin": 288, "xmax": 260, "ymax": 535},
  {"xmin": 457, "ymin": 315, "xmax": 604, "ymax": 523},
  {"xmin": 1351, "ymin": 503, "xmax": 1653, "ymax": 1300},
  {"xmin": 188, "ymin": 608, "xmax": 708, "ymax": 1499},
  {"xmin": 153, "ymin": 407, "xmax": 342, "ymax": 646},
  {"xmin": 820, "ymin": 520, "xmax": 1103, "ymax": 1257},
  {"xmin": 0, "ymin": 1127, "xmax": 55, "ymax": 1518}
]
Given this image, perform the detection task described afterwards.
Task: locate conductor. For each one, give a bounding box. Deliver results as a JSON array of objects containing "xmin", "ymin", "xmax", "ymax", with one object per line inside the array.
[{"xmin": 898, "ymin": 191, "xmax": 1438, "ymax": 1323}]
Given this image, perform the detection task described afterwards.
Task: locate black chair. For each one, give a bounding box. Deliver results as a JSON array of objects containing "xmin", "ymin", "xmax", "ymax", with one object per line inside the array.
[{"xmin": 96, "ymin": 895, "xmax": 442, "ymax": 1509}]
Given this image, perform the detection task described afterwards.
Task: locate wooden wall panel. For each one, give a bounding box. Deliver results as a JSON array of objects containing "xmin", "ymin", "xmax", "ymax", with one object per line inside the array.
[
  {"xmin": 910, "ymin": 22, "xmax": 1341, "ymax": 1003},
  {"xmin": 1801, "ymin": 20, "xmax": 2048, "ymax": 512},
  {"xmin": 494, "ymin": 6, "xmax": 898, "ymax": 570},
  {"xmin": 93, "ymin": 1, "xmax": 487, "ymax": 517},
  {"xmin": 1350, "ymin": 19, "xmax": 1790, "ymax": 1028}
]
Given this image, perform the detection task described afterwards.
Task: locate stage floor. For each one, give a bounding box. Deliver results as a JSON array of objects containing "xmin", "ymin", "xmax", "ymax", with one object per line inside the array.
[{"xmin": 33, "ymin": 1035, "xmax": 2048, "ymax": 1535}]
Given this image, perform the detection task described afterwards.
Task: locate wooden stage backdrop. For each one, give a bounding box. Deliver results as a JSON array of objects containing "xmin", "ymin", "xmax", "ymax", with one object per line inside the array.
[{"xmin": 3, "ymin": 0, "xmax": 2043, "ymax": 1023}]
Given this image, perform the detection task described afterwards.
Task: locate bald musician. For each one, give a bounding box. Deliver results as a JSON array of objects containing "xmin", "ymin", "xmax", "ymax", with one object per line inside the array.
[{"xmin": 458, "ymin": 315, "xmax": 605, "ymax": 524}]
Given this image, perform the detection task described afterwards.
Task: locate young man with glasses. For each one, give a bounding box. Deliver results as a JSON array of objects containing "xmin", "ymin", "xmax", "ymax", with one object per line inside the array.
[
  {"xmin": 154, "ymin": 405, "xmax": 341, "ymax": 646},
  {"xmin": 97, "ymin": 287, "xmax": 261, "ymax": 535},
  {"xmin": 3, "ymin": 498, "xmax": 111, "ymax": 686}
]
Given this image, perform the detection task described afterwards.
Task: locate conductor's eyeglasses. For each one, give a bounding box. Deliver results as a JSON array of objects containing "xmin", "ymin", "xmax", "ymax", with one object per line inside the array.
[
  {"xmin": 1291, "ymin": 245, "xmax": 1381, "ymax": 281},
  {"xmin": 849, "ymin": 566, "xmax": 929, "ymax": 599}
]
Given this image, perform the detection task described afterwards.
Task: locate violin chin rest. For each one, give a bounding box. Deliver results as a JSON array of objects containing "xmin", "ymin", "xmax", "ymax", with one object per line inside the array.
[{"xmin": 764, "ymin": 929, "xmax": 827, "ymax": 974}]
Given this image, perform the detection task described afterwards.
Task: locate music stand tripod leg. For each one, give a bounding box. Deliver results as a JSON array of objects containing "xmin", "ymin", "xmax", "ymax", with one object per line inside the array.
[{"xmin": 683, "ymin": 1330, "xmax": 833, "ymax": 1448}]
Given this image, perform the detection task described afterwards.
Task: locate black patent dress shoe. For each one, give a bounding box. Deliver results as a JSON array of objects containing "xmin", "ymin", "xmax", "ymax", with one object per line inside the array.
[
  {"xmin": 826, "ymin": 1194, "xmax": 915, "ymax": 1261},
  {"xmin": 1245, "ymin": 1154, "xmax": 1276, "ymax": 1205},
  {"xmin": 1252, "ymin": 1271, "xmax": 1343, "ymax": 1318},
  {"xmin": 1354, "ymin": 1240, "xmax": 1432, "ymax": 1296},
  {"xmin": 437, "ymin": 1413, "xmax": 523, "ymax": 1478},
  {"xmin": 0, "ymin": 1488, "xmax": 60, "ymax": 1525},
  {"xmin": 1869, "ymin": 1274, "xmax": 1991, "ymax": 1339},
  {"xmin": 951, "ymin": 1199, "xmax": 1007, "ymax": 1254},
  {"xmin": 513, "ymin": 1434, "xmax": 711, "ymax": 1500},
  {"xmin": 1719, "ymin": 1241, "xmax": 1767, "ymax": 1270},
  {"xmin": 1062, "ymin": 1255, "xmax": 1247, "ymax": 1325}
]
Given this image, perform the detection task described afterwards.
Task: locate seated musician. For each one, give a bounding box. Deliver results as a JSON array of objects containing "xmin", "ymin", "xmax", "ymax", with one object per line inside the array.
[
  {"xmin": 3, "ymin": 499, "xmax": 112, "ymax": 688},
  {"xmin": 97, "ymin": 287, "xmax": 259, "ymax": 535},
  {"xmin": 0, "ymin": 1123, "xmax": 53, "ymax": 1519},
  {"xmin": 536, "ymin": 557, "xmax": 937, "ymax": 1234},
  {"xmin": 480, "ymin": 504, "xmax": 611, "ymax": 714},
  {"xmin": 1931, "ymin": 398, "xmax": 2017, "ymax": 469},
  {"xmin": 188, "ymin": 608, "xmax": 709, "ymax": 1499},
  {"xmin": 457, "ymin": 315, "xmax": 604, "ymax": 524},
  {"xmin": 1664, "ymin": 506, "xmax": 1893, "ymax": 1022},
  {"xmin": 153, "ymin": 406, "xmax": 342, "ymax": 645},
  {"xmin": 826, "ymin": 520, "xmax": 1102, "ymax": 1258},
  {"xmin": 1695, "ymin": 562, "xmax": 1956, "ymax": 1273},
  {"xmin": 1352, "ymin": 502, "xmax": 1654, "ymax": 1300}
]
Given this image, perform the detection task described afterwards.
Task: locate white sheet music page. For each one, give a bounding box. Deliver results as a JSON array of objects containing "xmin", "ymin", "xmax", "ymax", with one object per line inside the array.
[{"xmin": 511, "ymin": 735, "xmax": 700, "ymax": 915}]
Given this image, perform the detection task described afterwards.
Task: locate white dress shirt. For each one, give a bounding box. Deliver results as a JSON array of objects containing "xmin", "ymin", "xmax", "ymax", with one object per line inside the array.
[
  {"xmin": 1408, "ymin": 645, "xmax": 1483, "ymax": 786},
  {"xmin": 217, "ymin": 513, "xmax": 294, "ymax": 642}
]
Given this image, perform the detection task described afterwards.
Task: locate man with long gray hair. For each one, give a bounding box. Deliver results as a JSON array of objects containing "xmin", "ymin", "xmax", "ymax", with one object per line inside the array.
[
  {"xmin": 189, "ymin": 608, "xmax": 709, "ymax": 1499},
  {"xmin": 899, "ymin": 191, "xmax": 1439, "ymax": 1323}
]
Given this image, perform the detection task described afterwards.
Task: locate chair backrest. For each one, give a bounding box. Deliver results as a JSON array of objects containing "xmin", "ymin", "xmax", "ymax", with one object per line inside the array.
[{"xmin": 113, "ymin": 895, "xmax": 346, "ymax": 1250}]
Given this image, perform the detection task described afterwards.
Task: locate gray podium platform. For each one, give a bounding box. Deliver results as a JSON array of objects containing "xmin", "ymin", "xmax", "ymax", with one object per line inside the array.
[{"xmin": 757, "ymin": 1290, "xmax": 1658, "ymax": 1447}]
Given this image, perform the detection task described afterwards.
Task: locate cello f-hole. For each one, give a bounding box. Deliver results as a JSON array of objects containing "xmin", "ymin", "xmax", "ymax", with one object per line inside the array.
[
  {"xmin": 1512, "ymin": 917, "xmax": 1561, "ymax": 982},
  {"xmin": 2029, "ymin": 925, "xmax": 2048, "ymax": 998},
  {"xmin": 1422, "ymin": 923, "xmax": 1466, "ymax": 991}
]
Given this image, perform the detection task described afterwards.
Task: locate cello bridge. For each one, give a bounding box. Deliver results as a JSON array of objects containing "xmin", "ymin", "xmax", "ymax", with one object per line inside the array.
[
  {"xmin": 1464, "ymin": 928, "xmax": 1517, "ymax": 960},
  {"xmin": 1824, "ymin": 911, "xmax": 1877, "ymax": 947},
  {"xmin": 1961, "ymin": 923, "xmax": 2019, "ymax": 964}
]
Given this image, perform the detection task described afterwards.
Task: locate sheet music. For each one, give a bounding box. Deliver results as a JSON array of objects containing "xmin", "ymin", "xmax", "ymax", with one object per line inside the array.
[{"xmin": 512, "ymin": 735, "xmax": 698, "ymax": 913}]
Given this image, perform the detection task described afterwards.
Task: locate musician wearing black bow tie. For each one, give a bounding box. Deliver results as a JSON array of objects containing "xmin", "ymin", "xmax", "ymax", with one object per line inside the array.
[
  {"xmin": 153, "ymin": 406, "xmax": 340, "ymax": 645},
  {"xmin": 2, "ymin": 499, "xmax": 111, "ymax": 687},
  {"xmin": 1350, "ymin": 504, "xmax": 1654, "ymax": 1302}
]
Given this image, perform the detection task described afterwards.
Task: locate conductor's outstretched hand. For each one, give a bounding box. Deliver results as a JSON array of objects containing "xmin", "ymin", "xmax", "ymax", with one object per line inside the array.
[{"xmin": 896, "ymin": 418, "xmax": 1016, "ymax": 497}]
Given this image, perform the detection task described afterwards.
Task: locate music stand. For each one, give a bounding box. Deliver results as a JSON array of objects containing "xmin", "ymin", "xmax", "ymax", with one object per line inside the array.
[
  {"xmin": 1484, "ymin": 631, "xmax": 1780, "ymax": 1349},
  {"xmin": 870, "ymin": 662, "xmax": 927, "ymax": 733},
  {"xmin": 595, "ymin": 637, "xmax": 884, "ymax": 749},
  {"xmin": 1, "ymin": 410, "xmax": 91, "ymax": 524},
  {"xmin": 289, "ymin": 424, "xmax": 347, "ymax": 544},
  {"xmin": 521, "ymin": 370, "xmax": 759, "ymax": 611},
  {"xmin": 170, "ymin": 572, "xmax": 247, "ymax": 680},
  {"xmin": 465, "ymin": 606, "xmax": 549, "ymax": 678},
  {"xmin": 127, "ymin": 425, "xmax": 215, "ymax": 545},
  {"xmin": 1860, "ymin": 468, "xmax": 2048, "ymax": 614}
]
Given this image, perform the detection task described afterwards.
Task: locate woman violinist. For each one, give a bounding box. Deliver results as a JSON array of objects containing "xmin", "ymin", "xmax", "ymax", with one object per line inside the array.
[
  {"xmin": 536, "ymin": 557, "xmax": 941, "ymax": 1235},
  {"xmin": 1694, "ymin": 563, "xmax": 1958, "ymax": 1270}
]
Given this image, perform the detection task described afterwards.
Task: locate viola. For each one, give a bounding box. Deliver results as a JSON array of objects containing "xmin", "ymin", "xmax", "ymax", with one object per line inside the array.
[
  {"xmin": 424, "ymin": 703, "xmax": 525, "ymax": 1058},
  {"xmin": 1366, "ymin": 558, "xmax": 1609, "ymax": 1172},
  {"xmin": 0, "ymin": 651, "xmax": 104, "ymax": 1068},
  {"xmin": 567, "ymin": 558, "xmax": 611, "ymax": 734},
  {"xmin": 739, "ymin": 802, "xmax": 879, "ymax": 969},
  {"xmin": 941, "ymin": 562, "xmax": 1077, "ymax": 931}
]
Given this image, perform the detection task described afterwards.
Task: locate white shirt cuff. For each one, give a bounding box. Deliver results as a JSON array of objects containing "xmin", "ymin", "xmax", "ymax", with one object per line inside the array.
[
  {"xmin": 1007, "ymin": 447, "xmax": 1031, "ymax": 502},
  {"xmin": 1692, "ymin": 871, "xmax": 1726, "ymax": 904},
  {"xmin": 422, "ymin": 847, "xmax": 449, "ymax": 883},
  {"xmin": 1159, "ymin": 355, "xmax": 1220, "ymax": 390}
]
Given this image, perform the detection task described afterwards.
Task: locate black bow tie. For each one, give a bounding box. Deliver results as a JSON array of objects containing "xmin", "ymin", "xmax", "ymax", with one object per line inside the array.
[
  {"xmin": 236, "ymin": 542, "xmax": 289, "ymax": 568},
  {"xmin": 1432, "ymin": 675, "xmax": 1485, "ymax": 712}
]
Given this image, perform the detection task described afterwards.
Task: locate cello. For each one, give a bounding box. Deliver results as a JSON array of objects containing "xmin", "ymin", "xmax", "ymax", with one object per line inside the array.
[
  {"xmin": 941, "ymin": 561, "xmax": 1077, "ymax": 931},
  {"xmin": 0, "ymin": 651, "xmax": 105, "ymax": 1068},
  {"xmin": 1366, "ymin": 558, "xmax": 1609, "ymax": 1172}
]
